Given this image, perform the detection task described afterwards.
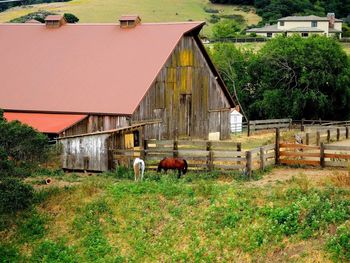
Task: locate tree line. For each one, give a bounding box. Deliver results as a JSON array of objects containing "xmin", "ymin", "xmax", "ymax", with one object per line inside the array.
[
  {"xmin": 210, "ymin": 35, "xmax": 350, "ymax": 120},
  {"xmin": 210, "ymin": 0, "xmax": 350, "ymax": 24}
]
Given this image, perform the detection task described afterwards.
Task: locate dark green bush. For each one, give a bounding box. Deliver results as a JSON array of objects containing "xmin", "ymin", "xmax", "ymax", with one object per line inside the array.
[
  {"xmin": 64, "ymin": 13, "xmax": 79, "ymax": 23},
  {"xmin": 0, "ymin": 178, "xmax": 34, "ymax": 213}
]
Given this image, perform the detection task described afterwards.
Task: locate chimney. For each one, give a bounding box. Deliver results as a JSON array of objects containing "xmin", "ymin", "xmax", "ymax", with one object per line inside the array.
[
  {"xmin": 45, "ymin": 15, "xmax": 66, "ymax": 28},
  {"xmin": 119, "ymin": 15, "xmax": 141, "ymax": 28},
  {"xmin": 327, "ymin": 12, "xmax": 335, "ymax": 29}
]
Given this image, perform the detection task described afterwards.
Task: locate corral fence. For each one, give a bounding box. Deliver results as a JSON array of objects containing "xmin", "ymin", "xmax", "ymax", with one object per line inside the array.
[
  {"xmin": 113, "ymin": 140, "xmax": 275, "ymax": 177},
  {"xmin": 247, "ymin": 118, "xmax": 292, "ymax": 136},
  {"xmin": 297, "ymin": 126, "xmax": 350, "ymax": 146},
  {"xmin": 276, "ymin": 128, "xmax": 350, "ymax": 169}
]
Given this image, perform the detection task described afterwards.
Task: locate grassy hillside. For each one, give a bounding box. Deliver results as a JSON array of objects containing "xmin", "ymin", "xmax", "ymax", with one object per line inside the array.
[
  {"xmin": 0, "ymin": 0, "xmax": 261, "ymax": 35},
  {"xmin": 1, "ymin": 169, "xmax": 350, "ymax": 262}
]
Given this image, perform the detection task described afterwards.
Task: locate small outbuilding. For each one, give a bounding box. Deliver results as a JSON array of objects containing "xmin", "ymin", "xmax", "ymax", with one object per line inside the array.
[{"xmin": 230, "ymin": 109, "xmax": 243, "ymax": 133}]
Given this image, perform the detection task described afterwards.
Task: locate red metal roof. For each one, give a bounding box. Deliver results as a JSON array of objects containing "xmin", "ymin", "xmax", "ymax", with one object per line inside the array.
[
  {"xmin": 4, "ymin": 112, "xmax": 87, "ymax": 133},
  {"xmin": 0, "ymin": 22, "xmax": 204, "ymax": 115}
]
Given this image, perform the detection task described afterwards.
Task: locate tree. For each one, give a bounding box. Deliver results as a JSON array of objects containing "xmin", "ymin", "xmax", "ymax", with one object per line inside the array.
[
  {"xmin": 0, "ymin": 110, "xmax": 49, "ymax": 177},
  {"xmin": 210, "ymin": 35, "xmax": 350, "ymax": 120},
  {"xmin": 212, "ymin": 19, "xmax": 241, "ymax": 40}
]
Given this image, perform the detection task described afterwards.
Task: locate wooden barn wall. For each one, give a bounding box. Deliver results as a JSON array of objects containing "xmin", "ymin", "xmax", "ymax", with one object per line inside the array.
[
  {"xmin": 61, "ymin": 115, "xmax": 130, "ymax": 137},
  {"xmin": 131, "ymin": 36, "xmax": 231, "ymax": 140},
  {"xmin": 60, "ymin": 134, "xmax": 111, "ymax": 172}
]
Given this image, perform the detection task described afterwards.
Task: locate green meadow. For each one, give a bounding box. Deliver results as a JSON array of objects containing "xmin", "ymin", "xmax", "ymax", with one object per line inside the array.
[{"xmin": 1, "ymin": 169, "xmax": 350, "ymax": 262}]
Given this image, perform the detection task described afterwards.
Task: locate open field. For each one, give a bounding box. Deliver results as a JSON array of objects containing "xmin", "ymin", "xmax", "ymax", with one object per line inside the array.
[
  {"xmin": 1, "ymin": 168, "xmax": 350, "ymax": 262},
  {"xmin": 0, "ymin": 0, "xmax": 261, "ymax": 36}
]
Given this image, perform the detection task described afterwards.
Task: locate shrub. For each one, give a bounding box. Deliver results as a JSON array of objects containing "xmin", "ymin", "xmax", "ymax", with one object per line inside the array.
[
  {"xmin": 203, "ymin": 7, "xmax": 219, "ymax": 14},
  {"xmin": 0, "ymin": 178, "xmax": 34, "ymax": 213},
  {"xmin": 64, "ymin": 13, "xmax": 79, "ymax": 23}
]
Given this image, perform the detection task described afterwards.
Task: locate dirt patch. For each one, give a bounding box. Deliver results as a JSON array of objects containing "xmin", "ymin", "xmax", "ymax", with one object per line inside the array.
[{"xmin": 247, "ymin": 167, "xmax": 347, "ymax": 188}]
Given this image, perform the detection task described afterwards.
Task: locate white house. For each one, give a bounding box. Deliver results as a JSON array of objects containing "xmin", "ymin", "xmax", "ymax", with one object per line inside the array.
[{"xmin": 247, "ymin": 13, "xmax": 342, "ymax": 39}]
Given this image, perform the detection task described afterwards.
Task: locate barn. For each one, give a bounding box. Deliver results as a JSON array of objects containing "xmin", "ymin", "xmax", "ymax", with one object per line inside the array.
[{"xmin": 0, "ymin": 15, "xmax": 235, "ymax": 171}]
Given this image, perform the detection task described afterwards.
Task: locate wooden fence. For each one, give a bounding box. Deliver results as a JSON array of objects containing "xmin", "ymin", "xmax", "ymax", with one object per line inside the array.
[
  {"xmin": 278, "ymin": 142, "xmax": 350, "ymax": 169},
  {"xmin": 248, "ymin": 118, "xmax": 292, "ymax": 136},
  {"xmin": 113, "ymin": 140, "xmax": 275, "ymax": 175},
  {"xmin": 297, "ymin": 127, "xmax": 350, "ymax": 146}
]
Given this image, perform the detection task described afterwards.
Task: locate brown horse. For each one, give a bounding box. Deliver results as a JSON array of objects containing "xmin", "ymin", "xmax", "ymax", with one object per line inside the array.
[{"xmin": 157, "ymin": 157, "xmax": 188, "ymax": 178}]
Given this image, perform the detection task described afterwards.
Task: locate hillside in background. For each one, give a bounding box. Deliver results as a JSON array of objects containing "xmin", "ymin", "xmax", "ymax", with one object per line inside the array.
[
  {"xmin": 210, "ymin": 0, "xmax": 350, "ymax": 25},
  {"xmin": 0, "ymin": 0, "xmax": 261, "ymax": 36}
]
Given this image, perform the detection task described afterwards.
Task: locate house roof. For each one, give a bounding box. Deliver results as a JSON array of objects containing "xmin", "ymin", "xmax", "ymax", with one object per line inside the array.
[
  {"xmin": 246, "ymin": 24, "xmax": 283, "ymax": 33},
  {"xmin": 278, "ymin": 15, "xmax": 342, "ymax": 22},
  {"xmin": 287, "ymin": 27, "xmax": 325, "ymax": 32},
  {"xmin": 0, "ymin": 22, "xmax": 212, "ymax": 115},
  {"xmin": 3, "ymin": 112, "xmax": 87, "ymax": 133}
]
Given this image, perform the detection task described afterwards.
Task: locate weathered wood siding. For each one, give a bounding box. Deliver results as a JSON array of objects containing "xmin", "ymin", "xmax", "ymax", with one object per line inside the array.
[
  {"xmin": 131, "ymin": 36, "xmax": 231, "ymax": 140},
  {"xmin": 60, "ymin": 134, "xmax": 111, "ymax": 171},
  {"xmin": 60, "ymin": 115, "xmax": 130, "ymax": 137}
]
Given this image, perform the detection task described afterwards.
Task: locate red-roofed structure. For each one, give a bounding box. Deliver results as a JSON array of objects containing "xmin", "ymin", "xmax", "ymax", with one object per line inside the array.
[
  {"xmin": 4, "ymin": 112, "xmax": 87, "ymax": 134},
  {"xmin": 0, "ymin": 18, "xmax": 235, "ymax": 142}
]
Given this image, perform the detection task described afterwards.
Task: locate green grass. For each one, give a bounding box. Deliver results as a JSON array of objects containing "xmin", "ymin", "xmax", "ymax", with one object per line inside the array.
[
  {"xmin": 0, "ymin": 0, "xmax": 261, "ymax": 36},
  {"xmin": 1, "ymin": 171, "xmax": 350, "ymax": 262}
]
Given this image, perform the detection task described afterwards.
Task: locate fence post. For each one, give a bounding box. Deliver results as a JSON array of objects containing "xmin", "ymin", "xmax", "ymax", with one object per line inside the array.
[
  {"xmin": 173, "ymin": 140, "xmax": 178, "ymax": 158},
  {"xmin": 206, "ymin": 141, "xmax": 213, "ymax": 171},
  {"xmin": 306, "ymin": 133, "xmax": 310, "ymax": 145},
  {"xmin": 316, "ymin": 131, "xmax": 320, "ymax": 146},
  {"xmin": 247, "ymin": 120, "xmax": 251, "ymax": 137},
  {"xmin": 327, "ymin": 129, "xmax": 331, "ymax": 143},
  {"xmin": 246, "ymin": 151, "xmax": 252, "ymax": 179},
  {"xmin": 346, "ymin": 127, "xmax": 349, "ymax": 139},
  {"xmin": 337, "ymin": 128, "xmax": 340, "ymax": 141},
  {"xmin": 275, "ymin": 128, "xmax": 280, "ymax": 165},
  {"xmin": 301, "ymin": 118, "xmax": 305, "ymax": 131},
  {"xmin": 260, "ymin": 147, "xmax": 265, "ymax": 170},
  {"xmin": 289, "ymin": 119, "xmax": 292, "ymax": 130},
  {"xmin": 320, "ymin": 143, "xmax": 325, "ymax": 168}
]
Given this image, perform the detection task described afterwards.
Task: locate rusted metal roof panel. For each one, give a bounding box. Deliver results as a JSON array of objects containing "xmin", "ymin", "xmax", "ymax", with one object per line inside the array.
[
  {"xmin": 3, "ymin": 112, "xmax": 87, "ymax": 133},
  {"xmin": 0, "ymin": 22, "xmax": 204, "ymax": 115}
]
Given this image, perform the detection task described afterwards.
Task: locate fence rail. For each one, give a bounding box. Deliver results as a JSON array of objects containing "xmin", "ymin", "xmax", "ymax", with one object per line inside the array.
[{"xmin": 248, "ymin": 118, "xmax": 292, "ymax": 136}]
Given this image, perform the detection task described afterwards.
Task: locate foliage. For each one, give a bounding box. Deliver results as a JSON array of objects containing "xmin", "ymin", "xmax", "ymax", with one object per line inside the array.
[
  {"xmin": 0, "ymin": 244, "xmax": 21, "ymax": 263},
  {"xmin": 212, "ymin": 19, "xmax": 241, "ymax": 39},
  {"xmin": 9, "ymin": 10, "xmax": 55, "ymax": 23},
  {"xmin": 327, "ymin": 223, "xmax": 350, "ymax": 261},
  {"xmin": 0, "ymin": 0, "xmax": 71, "ymax": 12},
  {"xmin": 63, "ymin": 13, "xmax": 79, "ymax": 23},
  {"xmin": 0, "ymin": 110, "xmax": 49, "ymax": 177},
  {"xmin": 9, "ymin": 10, "xmax": 79, "ymax": 24},
  {"xmin": 211, "ymin": 35, "xmax": 350, "ymax": 120},
  {"xmin": 0, "ymin": 178, "xmax": 34, "ymax": 213}
]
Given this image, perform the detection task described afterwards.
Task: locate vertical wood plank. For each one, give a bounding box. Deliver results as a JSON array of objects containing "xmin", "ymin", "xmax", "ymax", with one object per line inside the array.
[
  {"xmin": 260, "ymin": 147, "xmax": 265, "ymax": 170},
  {"xmin": 275, "ymin": 128, "xmax": 280, "ymax": 165},
  {"xmin": 316, "ymin": 131, "xmax": 320, "ymax": 146},
  {"xmin": 320, "ymin": 143, "xmax": 325, "ymax": 168},
  {"xmin": 246, "ymin": 151, "xmax": 252, "ymax": 180},
  {"xmin": 327, "ymin": 129, "xmax": 331, "ymax": 143}
]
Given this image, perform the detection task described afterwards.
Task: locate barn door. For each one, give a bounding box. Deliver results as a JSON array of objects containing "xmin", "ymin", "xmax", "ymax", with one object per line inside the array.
[{"xmin": 179, "ymin": 94, "xmax": 192, "ymax": 138}]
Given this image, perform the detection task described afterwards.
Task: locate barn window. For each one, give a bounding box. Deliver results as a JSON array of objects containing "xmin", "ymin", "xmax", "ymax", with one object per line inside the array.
[{"xmin": 154, "ymin": 81, "xmax": 165, "ymax": 109}]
